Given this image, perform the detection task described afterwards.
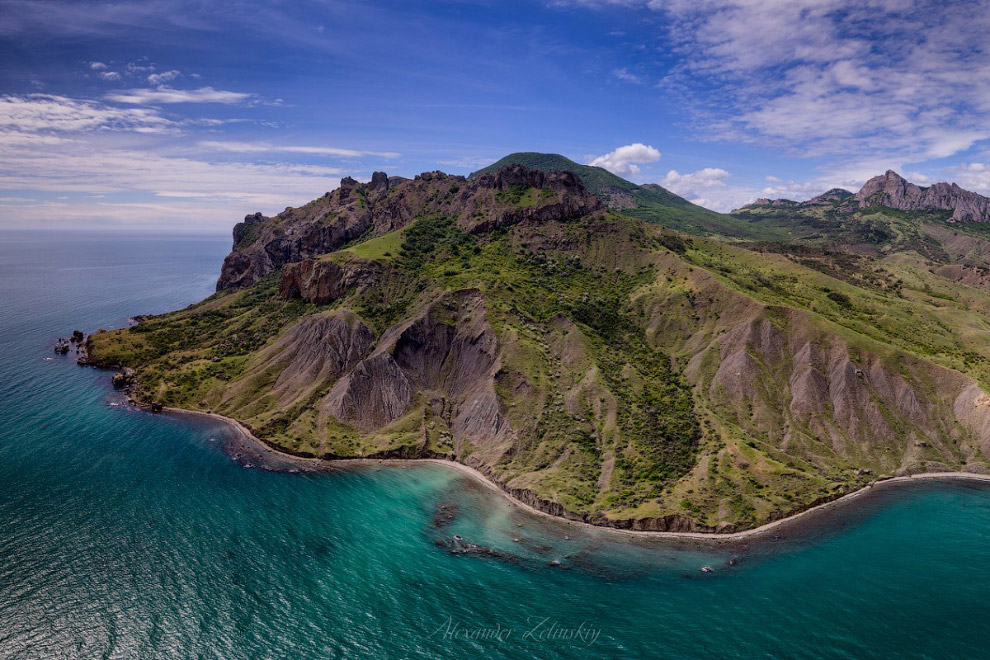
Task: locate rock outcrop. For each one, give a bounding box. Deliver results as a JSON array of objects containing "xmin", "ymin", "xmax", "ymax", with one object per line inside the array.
[
  {"xmin": 217, "ymin": 165, "xmax": 599, "ymax": 290},
  {"xmin": 854, "ymin": 170, "xmax": 990, "ymax": 222},
  {"xmin": 224, "ymin": 311, "xmax": 376, "ymax": 411},
  {"xmin": 325, "ymin": 289, "xmax": 505, "ymax": 445},
  {"xmin": 279, "ymin": 256, "xmax": 379, "ymax": 304}
]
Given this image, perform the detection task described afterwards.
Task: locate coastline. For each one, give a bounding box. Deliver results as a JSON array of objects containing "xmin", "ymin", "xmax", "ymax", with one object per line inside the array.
[{"xmin": 158, "ymin": 403, "xmax": 990, "ymax": 543}]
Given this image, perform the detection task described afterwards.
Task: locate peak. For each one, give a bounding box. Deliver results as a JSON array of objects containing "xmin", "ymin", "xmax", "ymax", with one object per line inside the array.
[
  {"xmin": 806, "ymin": 188, "xmax": 854, "ymax": 205},
  {"xmin": 853, "ymin": 169, "xmax": 990, "ymax": 221},
  {"xmin": 471, "ymin": 152, "xmax": 583, "ymax": 179}
]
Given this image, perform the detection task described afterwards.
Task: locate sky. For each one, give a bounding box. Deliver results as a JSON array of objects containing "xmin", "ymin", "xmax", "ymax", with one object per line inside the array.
[{"xmin": 3, "ymin": 0, "xmax": 990, "ymax": 232}]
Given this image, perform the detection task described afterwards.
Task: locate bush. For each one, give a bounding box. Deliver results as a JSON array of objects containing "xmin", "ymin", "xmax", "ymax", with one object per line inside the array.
[{"xmin": 827, "ymin": 290, "xmax": 851, "ymax": 306}]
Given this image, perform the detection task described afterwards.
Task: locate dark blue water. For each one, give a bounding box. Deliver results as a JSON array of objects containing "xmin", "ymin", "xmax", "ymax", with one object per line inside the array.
[{"xmin": 2, "ymin": 231, "xmax": 990, "ymax": 659}]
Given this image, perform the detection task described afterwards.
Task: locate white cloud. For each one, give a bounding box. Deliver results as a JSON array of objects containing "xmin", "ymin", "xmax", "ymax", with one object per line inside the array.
[
  {"xmin": 586, "ymin": 143, "xmax": 660, "ymax": 178},
  {"xmin": 125, "ymin": 62, "xmax": 155, "ymax": 75},
  {"xmin": 105, "ymin": 86, "xmax": 252, "ymax": 105},
  {"xmin": 940, "ymin": 162, "xmax": 990, "ymax": 194},
  {"xmin": 661, "ymin": 167, "xmax": 730, "ymax": 196},
  {"xmin": 659, "ymin": 166, "xmax": 860, "ymax": 211},
  {"xmin": 0, "ymin": 145, "xmax": 353, "ymax": 229},
  {"xmin": 0, "ymin": 94, "xmax": 173, "ymax": 134},
  {"xmin": 147, "ymin": 70, "xmax": 180, "ymax": 85},
  {"xmin": 198, "ymin": 141, "xmax": 400, "ymax": 159},
  {"xmin": 99, "ymin": 71, "xmax": 121, "ymax": 81},
  {"xmin": 89, "ymin": 61, "xmax": 107, "ymax": 71},
  {"xmin": 759, "ymin": 179, "xmax": 838, "ymax": 201},
  {"xmin": 661, "ymin": 167, "xmax": 740, "ymax": 210}
]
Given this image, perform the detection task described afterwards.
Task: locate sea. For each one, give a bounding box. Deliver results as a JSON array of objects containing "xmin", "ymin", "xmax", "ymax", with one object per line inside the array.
[{"xmin": 2, "ymin": 231, "xmax": 990, "ymax": 659}]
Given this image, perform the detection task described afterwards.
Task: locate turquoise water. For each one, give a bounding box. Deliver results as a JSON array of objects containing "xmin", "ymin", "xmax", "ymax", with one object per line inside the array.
[{"xmin": 3, "ymin": 231, "xmax": 990, "ymax": 659}]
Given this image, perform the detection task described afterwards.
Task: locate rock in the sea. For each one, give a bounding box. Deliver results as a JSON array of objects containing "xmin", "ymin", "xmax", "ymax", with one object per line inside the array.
[
  {"xmin": 111, "ymin": 368, "xmax": 135, "ymax": 389},
  {"xmin": 54, "ymin": 339, "xmax": 69, "ymax": 354}
]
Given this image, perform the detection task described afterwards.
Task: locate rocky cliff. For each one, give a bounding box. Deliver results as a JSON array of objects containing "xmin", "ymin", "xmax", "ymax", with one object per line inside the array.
[
  {"xmin": 741, "ymin": 172, "xmax": 990, "ymax": 223},
  {"xmin": 854, "ymin": 170, "xmax": 990, "ymax": 222},
  {"xmin": 217, "ymin": 164, "xmax": 598, "ymax": 290}
]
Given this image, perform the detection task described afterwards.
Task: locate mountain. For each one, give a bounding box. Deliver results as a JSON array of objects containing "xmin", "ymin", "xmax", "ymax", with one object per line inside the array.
[
  {"xmin": 744, "ymin": 171, "xmax": 990, "ymax": 222},
  {"xmin": 217, "ymin": 165, "xmax": 597, "ymax": 290},
  {"xmin": 854, "ymin": 170, "xmax": 990, "ymax": 222},
  {"xmin": 85, "ymin": 157, "xmax": 990, "ymax": 533},
  {"xmin": 471, "ymin": 152, "xmax": 747, "ymax": 236},
  {"xmin": 807, "ymin": 188, "xmax": 854, "ymax": 205}
]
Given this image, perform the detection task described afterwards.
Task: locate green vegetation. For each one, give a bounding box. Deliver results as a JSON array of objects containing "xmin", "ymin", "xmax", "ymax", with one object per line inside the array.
[
  {"xmin": 343, "ymin": 226, "xmax": 406, "ymax": 260},
  {"xmin": 86, "ymin": 154, "xmax": 990, "ymax": 531}
]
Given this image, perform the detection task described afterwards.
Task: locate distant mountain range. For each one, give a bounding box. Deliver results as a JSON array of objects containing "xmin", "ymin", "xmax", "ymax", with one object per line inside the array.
[{"xmin": 747, "ymin": 170, "xmax": 990, "ymax": 222}]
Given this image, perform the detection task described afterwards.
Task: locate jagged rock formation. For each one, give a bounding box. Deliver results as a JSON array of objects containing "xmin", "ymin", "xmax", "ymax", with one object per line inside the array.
[
  {"xmin": 325, "ymin": 289, "xmax": 503, "ymax": 443},
  {"xmin": 218, "ymin": 164, "xmax": 598, "ymax": 290},
  {"xmin": 279, "ymin": 255, "xmax": 379, "ymax": 304},
  {"xmin": 854, "ymin": 170, "xmax": 990, "ymax": 222}
]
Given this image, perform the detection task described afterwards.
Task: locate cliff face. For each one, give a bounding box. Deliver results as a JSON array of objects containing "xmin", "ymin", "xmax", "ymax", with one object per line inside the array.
[
  {"xmin": 854, "ymin": 170, "xmax": 990, "ymax": 222},
  {"xmin": 87, "ymin": 159, "xmax": 990, "ymax": 532},
  {"xmin": 741, "ymin": 172, "xmax": 990, "ymax": 223},
  {"xmin": 278, "ymin": 256, "xmax": 379, "ymax": 304},
  {"xmin": 217, "ymin": 164, "xmax": 599, "ymax": 290}
]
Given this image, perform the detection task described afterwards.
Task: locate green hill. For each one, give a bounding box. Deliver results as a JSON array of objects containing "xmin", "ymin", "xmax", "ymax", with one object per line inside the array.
[
  {"xmin": 472, "ymin": 152, "xmax": 778, "ymax": 238},
  {"xmin": 471, "ymin": 152, "xmax": 640, "ymax": 196}
]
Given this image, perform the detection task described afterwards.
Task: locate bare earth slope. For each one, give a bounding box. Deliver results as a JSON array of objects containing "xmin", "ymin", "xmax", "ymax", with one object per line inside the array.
[{"xmin": 86, "ymin": 163, "xmax": 990, "ymax": 533}]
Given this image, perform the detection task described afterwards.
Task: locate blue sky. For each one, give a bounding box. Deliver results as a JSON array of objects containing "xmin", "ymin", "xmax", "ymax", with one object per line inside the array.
[{"xmin": 2, "ymin": 0, "xmax": 990, "ymax": 232}]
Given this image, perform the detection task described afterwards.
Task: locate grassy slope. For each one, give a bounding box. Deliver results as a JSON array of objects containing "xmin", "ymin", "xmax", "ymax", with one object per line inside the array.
[{"xmin": 89, "ymin": 212, "xmax": 704, "ymax": 515}]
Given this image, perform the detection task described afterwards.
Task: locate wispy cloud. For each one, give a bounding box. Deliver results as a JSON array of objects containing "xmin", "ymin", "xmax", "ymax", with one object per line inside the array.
[
  {"xmin": 437, "ymin": 155, "xmax": 497, "ymax": 170},
  {"xmin": 147, "ymin": 69, "xmax": 180, "ymax": 85},
  {"xmin": 0, "ymin": 144, "xmax": 352, "ymax": 228},
  {"xmin": 0, "ymin": 94, "xmax": 174, "ymax": 133},
  {"xmin": 586, "ymin": 142, "xmax": 660, "ymax": 177},
  {"xmin": 105, "ymin": 86, "xmax": 252, "ymax": 104},
  {"xmin": 611, "ymin": 67, "xmax": 644, "ymax": 85},
  {"xmin": 0, "ymin": 90, "xmax": 399, "ymax": 230},
  {"xmin": 198, "ymin": 141, "xmax": 400, "ymax": 159}
]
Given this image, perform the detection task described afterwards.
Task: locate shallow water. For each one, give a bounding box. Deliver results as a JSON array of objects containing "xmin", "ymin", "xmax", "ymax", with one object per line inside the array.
[{"xmin": 2, "ymin": 231, "xmax": 990, "ymax": 659}]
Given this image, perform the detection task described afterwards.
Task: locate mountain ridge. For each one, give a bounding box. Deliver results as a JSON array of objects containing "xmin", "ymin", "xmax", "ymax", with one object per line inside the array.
[
  {"xmin": 744, "ymin": 170, "xmax": 990, "ymax": 222},
  {"xmin": 84, "ymin": 155, "xmax": 990, "ymax": 533}
]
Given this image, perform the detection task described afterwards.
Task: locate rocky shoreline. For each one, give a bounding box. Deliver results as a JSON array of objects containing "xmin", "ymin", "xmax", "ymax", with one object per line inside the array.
[{"xmin": 106, "ymin": 385, "xmax": 990, "ymax": 542}]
